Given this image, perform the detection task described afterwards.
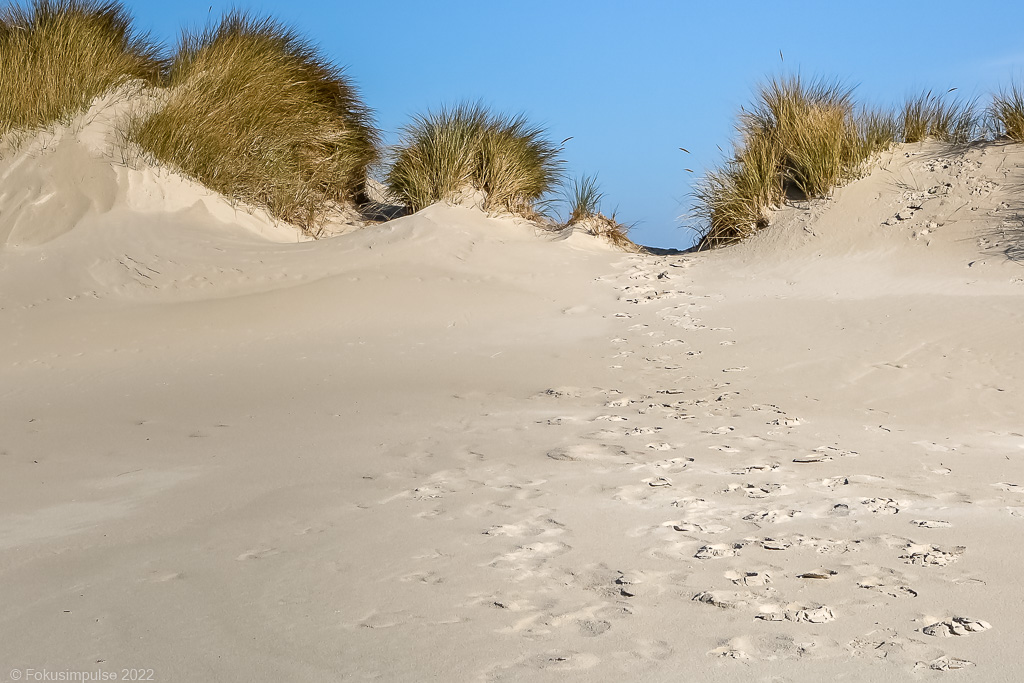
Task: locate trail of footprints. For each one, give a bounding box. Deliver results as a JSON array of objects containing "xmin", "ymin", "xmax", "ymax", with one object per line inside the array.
[
  {"xmin": 534, "ymin": 255, "xmax": 994, "ymax": 670},
  {"xmin": 367, "ymin": 254, "xmax": 1000, "ymax": 675}
]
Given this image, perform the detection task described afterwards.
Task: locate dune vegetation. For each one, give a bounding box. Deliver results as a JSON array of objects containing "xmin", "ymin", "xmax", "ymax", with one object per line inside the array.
[
  {"xmin": 690, "ymin": 77, "xmax": 1010, "ymax": 249},
  {"xmin": 560, "ymin": 175, "xmax": 638, "ymax": 251},
  {"xmin": 386, "ymin": 102, "xmax": 564, "ymax": 217},
  {"xmin": 128, "ymin": 12, "xmax": 379, "ymax": 235},
  {"xmin": 990, "ymin": 83, "xmax": 1024, "ymax": 141},
  {"xmin": 900, "ymin": 90, "xmax": 979, "ymax": 144},
  {"xmin": 692, "ymin": 76, "xmax": 876, "ymax": 247},
  {"xmin": 3, "ymin": 2, "xmax": 1023, "ymax": 249},
  {"xmin": 0, "ymin": 0, "xmax": 162, "ymax": 139}
]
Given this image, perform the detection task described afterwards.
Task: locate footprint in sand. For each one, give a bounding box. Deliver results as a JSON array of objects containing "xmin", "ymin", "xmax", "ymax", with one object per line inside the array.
[
  {"xmin": 916, "ymin": 656, "xmax": 974, "ymax": 671},
  {"xmin": 692, "ymin": 590, "xmax": 757, "ymax": 609},
  {"xmin": 793, "ymin": 453, "xmax": 832, "ymax": 464},
  {"xmin": 546, "ymin": 444, "xmax": 629, "ymax": 463},
  {"xmin": 236, "ymin": 547, "xmax": 280, "ymax": 561},
  {"xmin": 847, "ymin": 629, "xmax": 906, "ymax": 660},
  {"xmin": 489, "ymin": 541, "xmax": 571, "ymax": 573},
  {"xmin": 861, "ymin": 497, "xmax": 900, "ymax": 514},
  {"xmin": 738, "ymin": 483, "xmax": 791, "ymax": 499},
  {"xmin": 757, "ymin": 606, "xmax": 836, "ymax": 623},
  {"xmin": 670, "ymin": 521, "xmax": 730, "ymax": 534},
  {"xmin": 911, "ymin": 519, "xmax": 952, "ymax": 528},
  {"xmin": 358, "ymin": 611, "xmax": 412, "ymax": 629},
  {"xmin": 732, "ymin": 464, "xmax": 780, "ymax": 475},
  {"xmin": 901, "ymin": 543, "xmax": 965, "ymax": 566},
  {"xmin": 857, "ymin": 576, "xmax": 919, "ymax": 599},
  {"xmin": 743, "ymin": 509, "xmax": 797, "ymax": 524},
  {"xmin": 695, "ymin": 543, "xmax": 743, "ymax": 559},
  {"xmin": 725, "ymin": 570, "xmax": 772, "ymax": 586},
  {"xmin": 922, "ymin": 617, "xmax": 992, "ymax": 637},
  {"xmin": 484, "ymin": 517, "xmax": 565, "ymax": 538}
]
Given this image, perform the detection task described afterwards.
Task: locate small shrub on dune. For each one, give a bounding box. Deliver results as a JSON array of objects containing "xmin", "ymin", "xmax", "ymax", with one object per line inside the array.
[
  {"xmin": 130, "ymin": 12, "xmax": 379, "ymax": 234},
  {"xmin": 387, "ymin": 103, "xmax": 563, "ymax": 216},
  {"xmin": 561, "ymin": 175, "xmax": 639, "ymax": 251},
  {"xmin": 0, "ymin": 0, "xmax": 161, "ymax": 139},
  {"xmin": 990, "ymin": 83, "xmax": 1024, "ymax": 141},
  {"xmin": 900, "ymin": 91, "xmax": 979, "ymax": 143}
]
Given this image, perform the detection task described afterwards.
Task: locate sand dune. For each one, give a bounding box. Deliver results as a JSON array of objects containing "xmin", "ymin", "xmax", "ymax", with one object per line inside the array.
[{"xmin": 2, "ymin": 106, "xmax": 1024, "ymax": 681}]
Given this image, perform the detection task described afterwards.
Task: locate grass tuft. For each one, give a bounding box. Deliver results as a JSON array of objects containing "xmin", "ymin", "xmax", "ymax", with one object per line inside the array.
[
  {"xmin": 856, "ymin": 106, "xmax": 899, "ymax": 157},
  {"xmin": 693, "ymin": 75, "xmax": 878, "ymax": 247},
  {"xmin": 560, "ymin": 175, "xmax": 639, "ymax": 251},
  {"xmin": 129, "ymin": 11, "xmax": 379, "ymax": 234},
  {"xmin": 900, "ymin": 91, "xmax": 980, "ymax": 143},
  {"xmin": 0, "ymin": 0, "xmax": 162, "ymax": 139},
  {"xmin": 386, "ymin": 102, "xmax": 563, "ymax": 215},
  {"xmin": 990, "ymin": 83, "xmax": 1024, "ymax": 141},
  {"xmin": 564, "ymin": 174, "xmax": 603, "ymax": 224}
]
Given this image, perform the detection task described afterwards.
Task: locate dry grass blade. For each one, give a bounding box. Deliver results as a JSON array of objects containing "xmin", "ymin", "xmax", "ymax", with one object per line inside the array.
[
  {"xmin": 129, "ymin": 11, "xmax": 379, "ymax": 234},
  {"xmin": 990, "ymin": 83, "xmax": 1024, "ymax": 141},
  {"xmin": 387, "ymin": 102, "xmax": 563, "ymax": 216},
  {"xmin": 0, "ymin": 0, "xmax": 162, "ymax": 139}
]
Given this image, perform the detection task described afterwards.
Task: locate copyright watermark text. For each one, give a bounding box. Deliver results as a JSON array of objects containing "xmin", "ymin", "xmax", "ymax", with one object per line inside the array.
[{"xmin": 9, "ymin": 669, "xmax": 155, "ymax": 681}]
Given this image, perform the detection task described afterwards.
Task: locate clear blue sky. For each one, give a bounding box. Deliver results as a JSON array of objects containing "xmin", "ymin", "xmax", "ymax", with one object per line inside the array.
[{"xmin": 120, "ymin": 0, "xmax": 1024, "ymax": 249}]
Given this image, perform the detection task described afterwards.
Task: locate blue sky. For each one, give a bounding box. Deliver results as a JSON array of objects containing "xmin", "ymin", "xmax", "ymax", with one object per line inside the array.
[{"xmin": 120, "ymin": 0, "xmax": 1024, "ymax": 249}]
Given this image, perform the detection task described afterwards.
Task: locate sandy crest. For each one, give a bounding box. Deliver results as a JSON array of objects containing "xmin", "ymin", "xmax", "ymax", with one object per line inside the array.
[{"xmin": 2, "ymin": 106, "xmax": 1024, "ymax": 681}]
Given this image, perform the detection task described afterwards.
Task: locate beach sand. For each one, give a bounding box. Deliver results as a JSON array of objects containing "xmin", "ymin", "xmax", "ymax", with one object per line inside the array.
[{"xmin": 2, "ymin": 99, "xmax": 1023, "ymax": 681}]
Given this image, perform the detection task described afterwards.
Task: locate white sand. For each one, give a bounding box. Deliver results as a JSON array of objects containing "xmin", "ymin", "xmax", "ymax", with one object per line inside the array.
[{"xmin": 2, "ymin": 100, "xmax": 1023, "ymax": 681}]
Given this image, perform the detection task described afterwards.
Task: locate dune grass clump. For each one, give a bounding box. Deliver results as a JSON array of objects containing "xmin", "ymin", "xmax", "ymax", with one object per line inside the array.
[
  {"xmin": 560, "ymin": 175, "xmax": 638, "ymax": 251},
  {"xmin": 900, "ymin": 91, "xmax": 980, "ymax": 144},
  {"xmin": 741, "ymin": 76, "xmax": 861, "ymax": 199},
  {"xmin": 990, "ymin": 83, "xmax": 1024, "ymax": 141},
  {"xmin": 694, "ymin": 75, "xmax": 879, "ymax": 247},
  {"xmin": 0, "ymin": 0, "xmax": 162, "ymax": 139},
  {"xmin": 856, "ymin": 107, "xmax": 899, "ymax": 157},
  {"xmin": 386, "ymin": 102, "xmax": 563, "ymax": 215},
  {"xmin": 564, "ymin": 174, "xmax": 603, "ymax": 224},
  {"xmin": 129, "ymin": 12, "xmax": 378, "ymax": 234}
]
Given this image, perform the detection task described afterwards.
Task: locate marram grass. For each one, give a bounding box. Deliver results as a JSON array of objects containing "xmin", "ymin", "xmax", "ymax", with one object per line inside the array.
[
  {"xmin": 990, "ymin": 83, "xmax": 1024, "ymax": 141},
  {"xmin": 694, "ymin": 75, "xmax": 879, "ymax": 248},
  {"xmin": 129, "ymin": 12, "xmax": 379, "ymax": 234},
  {"xmin": 387, "ymin": 102, "xmax": 563, "ymax": 215},
  {"xmin": 560, "ymin": 175, "xmax": 638, "ymax": 251},
  {"xmin": 900, "ymin": 90, "xmax": 980, "ymax": 144},
  {"xmin": 0, "ymin": 0, "xmax": 162, "ymax": 139}
]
